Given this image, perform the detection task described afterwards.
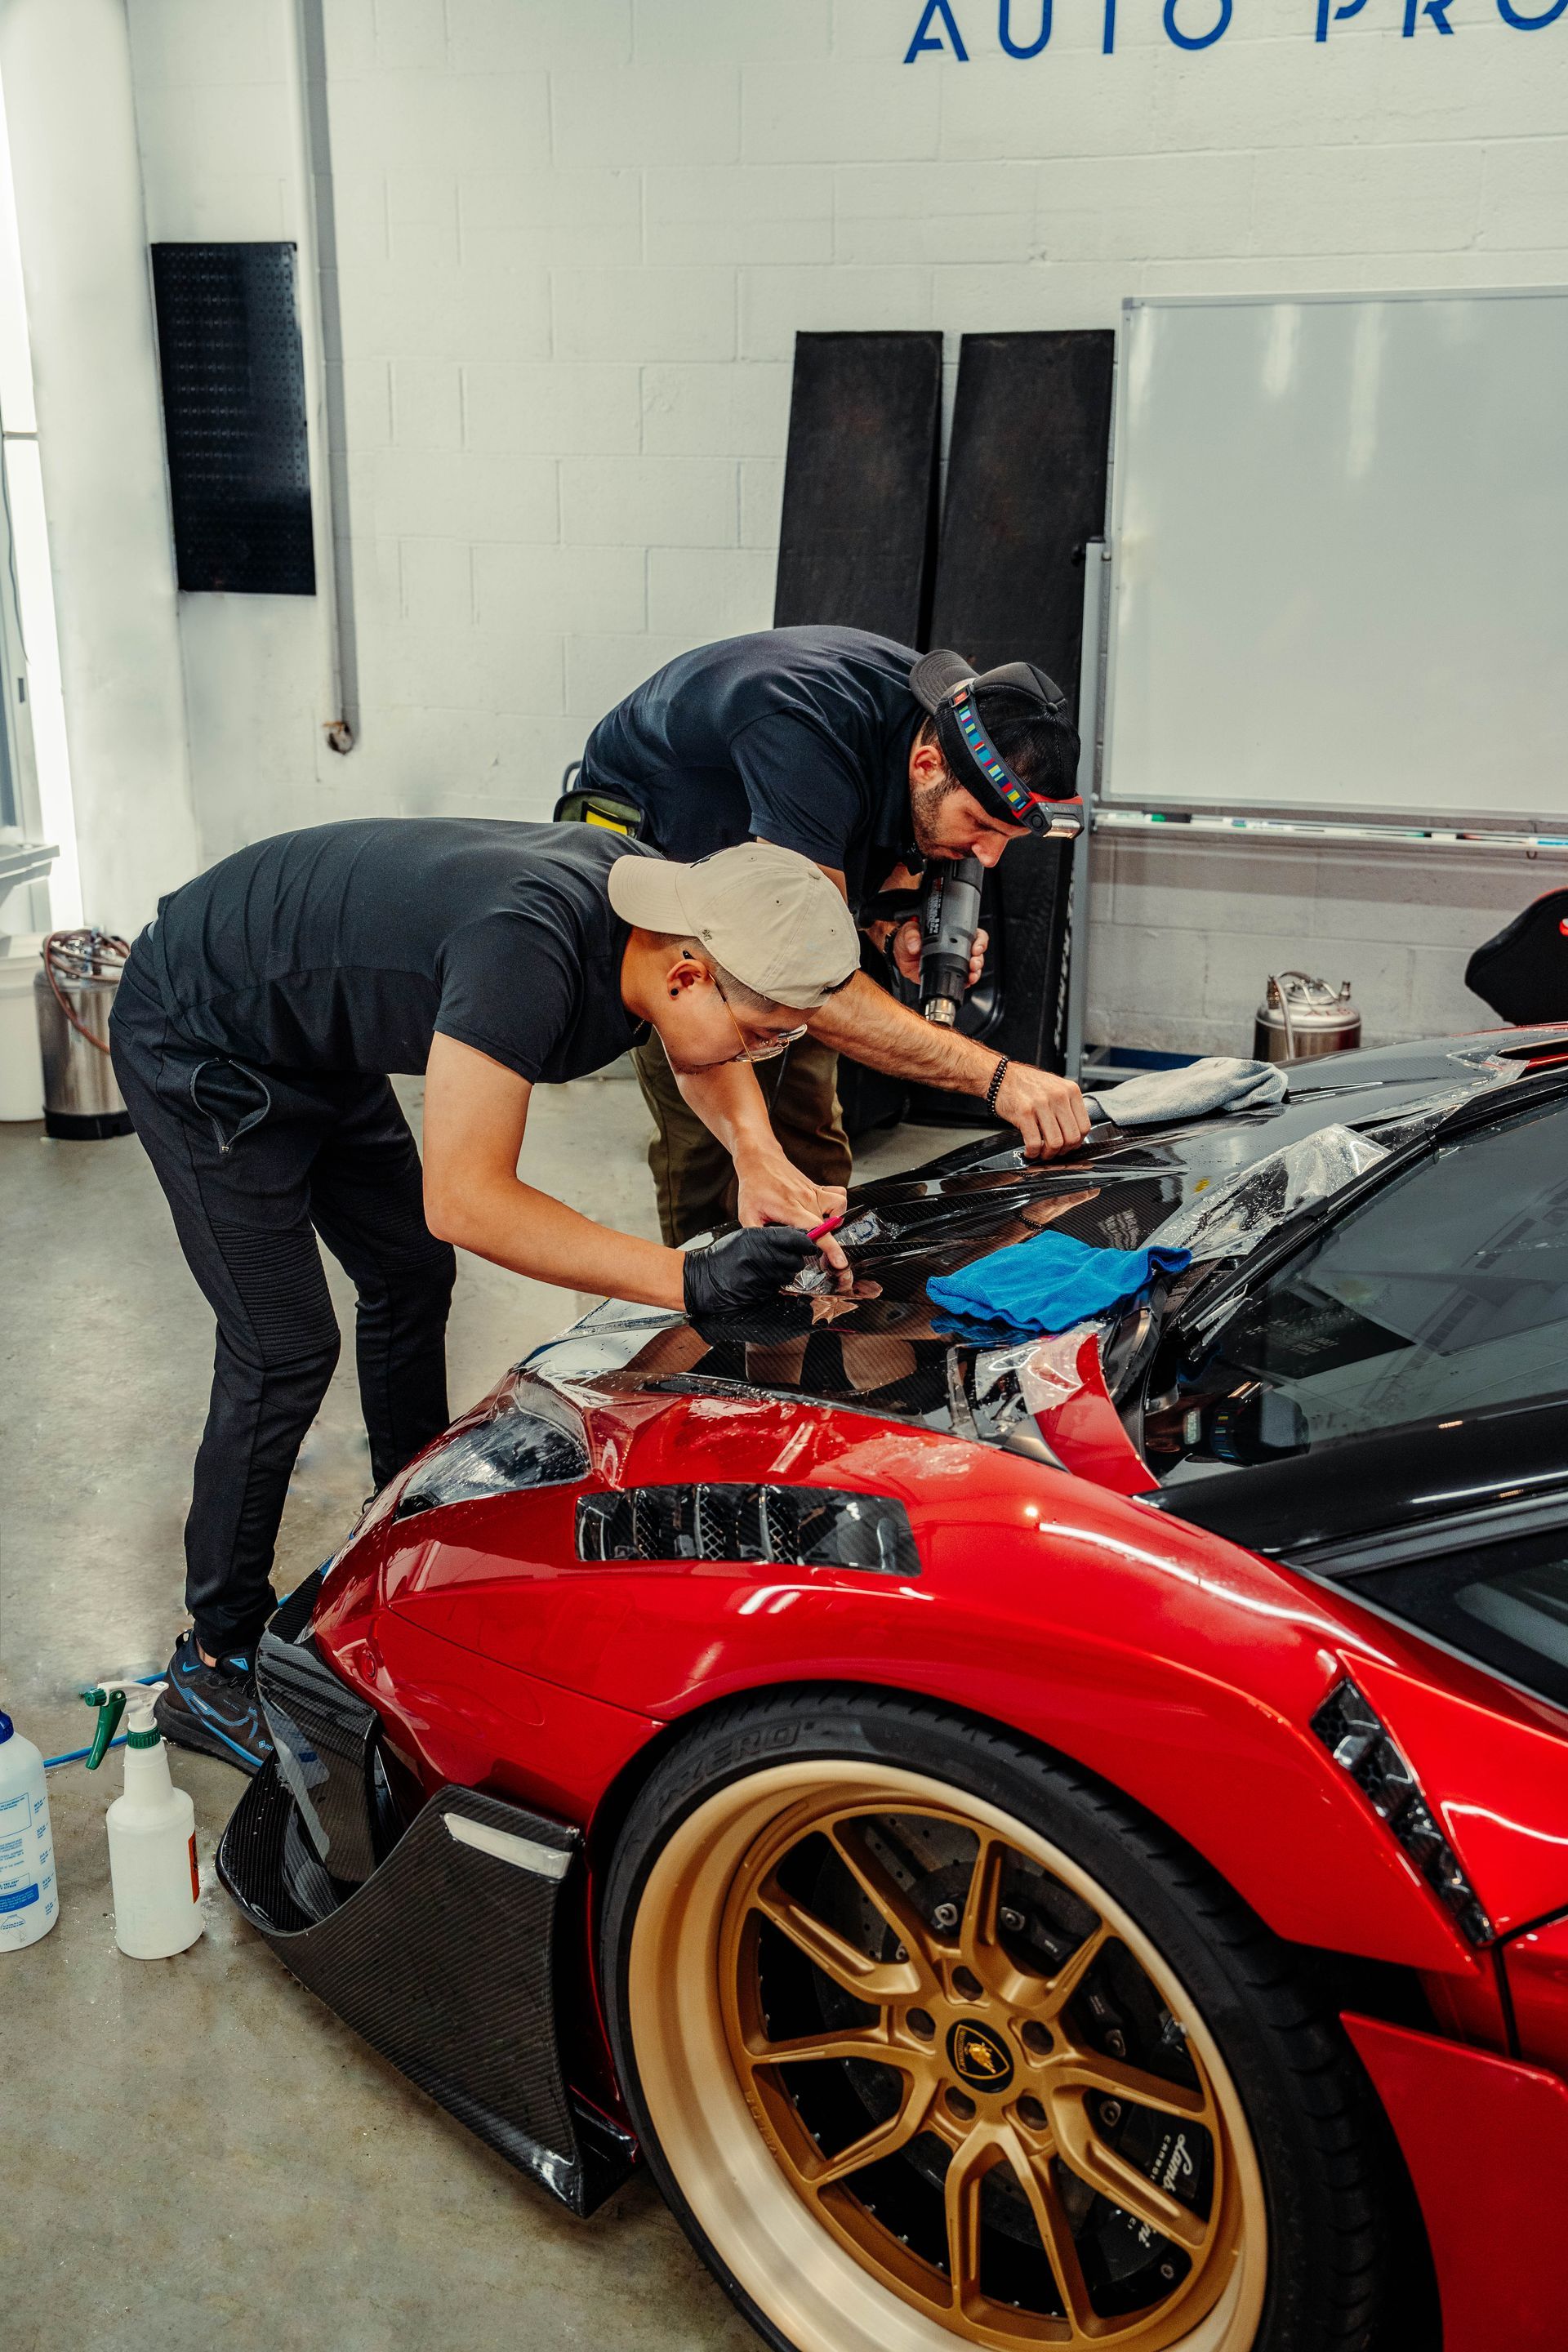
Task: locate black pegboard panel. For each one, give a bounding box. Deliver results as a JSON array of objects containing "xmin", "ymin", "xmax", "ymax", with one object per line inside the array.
[
  {"xmin": 151, "ymin": 243, "xmax": 316, "ymax": 595},
  {"xmin": 773, "ymin": 332, "xmax": 942, "ymax": 645}
]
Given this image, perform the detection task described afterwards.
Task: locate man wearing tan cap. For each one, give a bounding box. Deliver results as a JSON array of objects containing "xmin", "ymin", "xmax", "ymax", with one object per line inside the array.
[
  {"xmin": 109, "ymin": 818, "xmax": 859, "ymax": 1772},
  {"xmin": 575, "ymin": 625, "xmax": 1092, "ymax": 1245}
]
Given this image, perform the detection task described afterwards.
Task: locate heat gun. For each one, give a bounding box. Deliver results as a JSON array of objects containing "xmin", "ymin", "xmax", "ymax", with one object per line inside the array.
[{"xmin": 918, "ymin": 855, "xmax": 985, "ymax": 1027}]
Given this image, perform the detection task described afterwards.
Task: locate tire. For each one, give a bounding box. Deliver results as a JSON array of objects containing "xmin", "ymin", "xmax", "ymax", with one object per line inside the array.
[{"xmin": 601, "ymin": 1691, "xmax": 1388, "ymax": 2352}]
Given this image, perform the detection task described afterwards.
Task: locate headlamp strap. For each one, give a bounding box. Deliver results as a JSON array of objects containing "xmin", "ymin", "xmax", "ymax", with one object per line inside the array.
[{"xmin": 949, "ymin": 681, "xmax": 1040, "ymax": 823}]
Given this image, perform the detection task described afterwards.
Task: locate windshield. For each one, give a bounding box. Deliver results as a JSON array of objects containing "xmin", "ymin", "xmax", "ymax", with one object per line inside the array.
[{"xmin": 1144, "ymin": 1094, "xmax": 1568, "ymax": 1477}]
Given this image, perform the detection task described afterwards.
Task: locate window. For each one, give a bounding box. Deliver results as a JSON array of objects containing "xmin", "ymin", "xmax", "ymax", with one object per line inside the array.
[{"xmin": 0, "ymin": 65, "xmax": 76, "ymax": 922}]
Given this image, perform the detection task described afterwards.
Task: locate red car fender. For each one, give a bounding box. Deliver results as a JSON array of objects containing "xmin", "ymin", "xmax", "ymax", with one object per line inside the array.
[
  {"xmin": 1343, "ymin": 2013, "xmax": 1568, "ymax": 2352},
  {"xmin": 329, "ymin": 1610, "xmax": 658, "ymax": 1826},
  {"xmin": 1502, "ymin": 1909, "xmax": 1568, "ymax": 2078},
  {"xmin": 1020, "ymin": 1325, "xmax": 1153, "ymax": 1496},
  {"xmin": 328, "ymin": 1391, "xmax": 1491, "ymax": 1983}
]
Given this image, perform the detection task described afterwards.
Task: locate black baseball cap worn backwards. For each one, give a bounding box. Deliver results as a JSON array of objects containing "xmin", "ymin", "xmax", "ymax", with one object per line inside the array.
[{"xmin": 909, "ymin": 650, "xmax": 1084, "ymax": 840}]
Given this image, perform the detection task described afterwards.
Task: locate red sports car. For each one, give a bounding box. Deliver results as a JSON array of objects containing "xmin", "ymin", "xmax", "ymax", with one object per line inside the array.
[{"xmin": 220, "ymin": 1027, "xmax": 1568, "ymax": 2352}]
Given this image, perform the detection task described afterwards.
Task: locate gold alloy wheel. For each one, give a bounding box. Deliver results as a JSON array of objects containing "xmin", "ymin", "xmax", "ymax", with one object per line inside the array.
[{"xmin": 628, "ymin": 1763, "xmax": 1267, "ymax": 2352}]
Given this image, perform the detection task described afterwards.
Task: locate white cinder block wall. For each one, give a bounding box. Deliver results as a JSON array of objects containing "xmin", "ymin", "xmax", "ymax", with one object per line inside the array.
[{"xmin": 106, "ymin": 0, "xmax": 1568, "ymax": 1044}]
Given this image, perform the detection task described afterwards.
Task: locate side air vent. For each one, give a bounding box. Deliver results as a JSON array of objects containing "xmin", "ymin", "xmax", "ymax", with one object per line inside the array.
[
  {"xmin": 1311, "ymin": 1677, "xmax": 1493, "ymax": 1946},
  {"xmin": 577, "ymin": 1485, "xmax": 919, "ymax": 1578}
]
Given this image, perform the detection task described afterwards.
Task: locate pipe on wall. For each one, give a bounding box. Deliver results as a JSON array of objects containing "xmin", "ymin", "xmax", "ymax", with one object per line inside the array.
[{"xmin": 283, "ymin": 0, "xmax": 358, "ymax": 758}]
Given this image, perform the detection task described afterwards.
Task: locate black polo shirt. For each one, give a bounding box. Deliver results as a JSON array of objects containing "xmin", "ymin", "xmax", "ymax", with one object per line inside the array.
[
  {"xmin": 139, "ymin": 820, "xmax": 655, "ymax": 1082},
  {"xmin": 580, "ymin": 625, "xmax": 921, "ymax": 912}
]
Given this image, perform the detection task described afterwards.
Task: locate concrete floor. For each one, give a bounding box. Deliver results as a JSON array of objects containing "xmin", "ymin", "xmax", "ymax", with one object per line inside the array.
[{"xmin": 0, "ymin": 1071, "xmax": 976, "ymax": 2352}]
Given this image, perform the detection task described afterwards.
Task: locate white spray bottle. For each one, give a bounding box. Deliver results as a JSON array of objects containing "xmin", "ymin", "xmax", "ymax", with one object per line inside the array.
[
  {"xmin": 83, "ymin": 1682, "xmax": 203, "ymax": 1959},
  {"xmin": 0, "ymin": 1706, "xmax": 58, "ymax": 1950}
]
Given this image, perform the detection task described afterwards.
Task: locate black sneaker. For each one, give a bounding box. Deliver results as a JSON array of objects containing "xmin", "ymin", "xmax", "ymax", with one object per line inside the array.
[{"xmin": 154, "ymin": 1631, "xmax": 271, "ymax": 1774}]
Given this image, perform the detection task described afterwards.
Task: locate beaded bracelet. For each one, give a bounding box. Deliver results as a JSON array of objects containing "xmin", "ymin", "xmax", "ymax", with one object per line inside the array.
[{"xmin": 984, "ymin": 1054, "xmax": 1009, "ymax": 1114}]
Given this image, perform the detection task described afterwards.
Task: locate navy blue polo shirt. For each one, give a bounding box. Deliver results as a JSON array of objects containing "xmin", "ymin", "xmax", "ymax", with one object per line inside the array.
[{"xmin": 579, "ymin": 626, "xmax": 922, "ymax": 914}]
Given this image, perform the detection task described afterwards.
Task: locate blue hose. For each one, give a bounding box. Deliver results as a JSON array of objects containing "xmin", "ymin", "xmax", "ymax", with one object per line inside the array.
[
  {"xmin": 42, "ymin": 1673, "xmax": 164, "ymax": 1771},
  {"xmin": 43, "ymin": 1734, "xmax": 128, "ymax": 1770}
]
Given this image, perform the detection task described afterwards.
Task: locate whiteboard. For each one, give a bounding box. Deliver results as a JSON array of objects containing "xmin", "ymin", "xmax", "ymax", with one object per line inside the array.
[{"xmin": 1102, "ymin": 292, "xmax": 1568, "ymax": 826}]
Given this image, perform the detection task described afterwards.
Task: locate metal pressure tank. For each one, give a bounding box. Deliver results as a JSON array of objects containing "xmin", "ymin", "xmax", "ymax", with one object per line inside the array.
[
  {"xmin": 1254, "ymin": 971, "xmax": 1363, "ymax": 1064},
  {"xmin": 33, "ymin": 929, "xmax": 132, "ymax": 1140}
]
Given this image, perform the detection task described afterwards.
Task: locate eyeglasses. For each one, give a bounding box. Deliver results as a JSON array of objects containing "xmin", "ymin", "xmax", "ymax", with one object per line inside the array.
[{"xmin": 715, "ymin": 982, "xmax": 808, "ymax": 1066}]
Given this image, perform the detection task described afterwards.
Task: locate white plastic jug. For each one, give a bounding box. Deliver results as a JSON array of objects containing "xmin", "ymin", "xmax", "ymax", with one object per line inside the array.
[
  {"xmin": 83, "ymin": 1682, "xmax": 202, "ymax": 1959},
  {"xmin": 0, "ymin": 942, "xmax": 44, "ymax": 1120},
  {"xmin": 0, "ymin": 1706, "xmax": 59, "ymax": 1949}
]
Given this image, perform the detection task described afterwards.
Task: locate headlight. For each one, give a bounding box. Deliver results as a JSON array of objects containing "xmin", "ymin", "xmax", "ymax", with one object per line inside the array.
[{"xmin": 395, "ymin": 1383, "xmax": 590, "ymax": 1520}]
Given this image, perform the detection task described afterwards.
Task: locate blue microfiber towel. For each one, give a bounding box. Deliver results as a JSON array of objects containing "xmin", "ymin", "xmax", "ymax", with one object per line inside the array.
[{"xmin": 927, "ymin": 1230, "xmax": 1193, "ymax": 1337}]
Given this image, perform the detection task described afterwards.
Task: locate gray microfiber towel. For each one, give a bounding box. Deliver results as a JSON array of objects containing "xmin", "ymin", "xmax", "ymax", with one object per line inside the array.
[{"xmin": 1085, "ymin": 1056, "xmax": 1288, "ymax": 1129}]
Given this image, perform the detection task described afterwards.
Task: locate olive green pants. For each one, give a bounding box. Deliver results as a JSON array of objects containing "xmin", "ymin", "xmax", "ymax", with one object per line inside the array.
[{"xmin": 630, "ymin": 1031, "xmax": 853, "ymax": 1247}]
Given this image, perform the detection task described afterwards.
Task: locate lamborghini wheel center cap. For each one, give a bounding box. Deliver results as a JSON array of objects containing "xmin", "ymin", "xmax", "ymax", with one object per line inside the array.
[{"xmin": 947, "ymin": 2017, "xmax": 1015, "ymax": 2094}]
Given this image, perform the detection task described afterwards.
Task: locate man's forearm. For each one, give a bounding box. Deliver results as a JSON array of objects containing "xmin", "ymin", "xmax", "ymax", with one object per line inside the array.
[
  {"xmin": 430, "ymin": 1175, "xmax": 686, "ymax": 1308},
  {"xmin": 675, "ymin": 1059, "xmax": 786, "ymax": 1169},
  {"xmin": 672, "ymin": 1047, "xmax": 849, "ymax": 1240},
  {"xmin": 807, "ymin": 973, "xmax": 1001, "ymax": 1093},
  {"xmin": 808, "ymin": 972, "xmax": 1089, "ymax": 1157}
]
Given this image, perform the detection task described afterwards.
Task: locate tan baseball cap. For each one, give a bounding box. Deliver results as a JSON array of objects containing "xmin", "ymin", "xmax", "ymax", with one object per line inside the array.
[{"xmin": 607, "ymin": 841, "xmax": 860, "ymax": 1010}]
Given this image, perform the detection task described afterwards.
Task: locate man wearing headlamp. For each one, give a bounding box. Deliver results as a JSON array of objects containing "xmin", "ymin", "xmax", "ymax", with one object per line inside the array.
[{"xmin": 576, "ymin": 626, "xmax": 1092, "ymax": 1245}]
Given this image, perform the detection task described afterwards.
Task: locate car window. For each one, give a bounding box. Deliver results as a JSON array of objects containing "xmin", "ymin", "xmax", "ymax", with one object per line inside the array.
[
  {"xmin": 1146, "ymin": 1094, "xmax": 1568, "ymax": 1472},
  {"xmin": 1352, "ymin": 1526, "xmax": 1568, "ymax": 1711}
]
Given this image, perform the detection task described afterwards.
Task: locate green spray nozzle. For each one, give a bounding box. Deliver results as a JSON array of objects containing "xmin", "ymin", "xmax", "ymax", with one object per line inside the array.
[{"xmin": 82, "ymin": 1685, "xmax": 127, "ymax": 1769}]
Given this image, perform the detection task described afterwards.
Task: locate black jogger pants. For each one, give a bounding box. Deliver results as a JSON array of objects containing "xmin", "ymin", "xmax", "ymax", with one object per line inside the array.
[{"xmin": 109, "ymin": 950, "xmax": 457, "ymax": 1657}]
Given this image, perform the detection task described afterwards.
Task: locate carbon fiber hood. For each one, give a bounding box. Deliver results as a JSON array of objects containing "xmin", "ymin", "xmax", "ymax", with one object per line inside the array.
[{"xmin": 523, "ymin": 1030, "xmax": 1563, "ymax": 1441}]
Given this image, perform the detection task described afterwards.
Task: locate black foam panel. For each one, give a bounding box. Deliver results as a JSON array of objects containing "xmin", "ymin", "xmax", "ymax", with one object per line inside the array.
[
  {"xmin": 773, "ymin": 332, "xmax": 942, "ymax": 645},
  {"xmin": 928, "ymin": 330, "xmax": 1115, "ymax": 705},
  {"xmin": 899, "ymin": 332, "xmax": 1115, "ymax": 1112},
  {"xmin": 151, "ymin": 243, "xmax": 316, "ymax": 596}
]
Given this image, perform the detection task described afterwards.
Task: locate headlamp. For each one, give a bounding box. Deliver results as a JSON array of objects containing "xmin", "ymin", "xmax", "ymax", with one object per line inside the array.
[
  {"xmin": 911, "ymin": 648, "xmax": 1084, "ymax": 841},
  {"xmin": 941, "ymin": 682, "xmax": 1084, "ymax": 840}
]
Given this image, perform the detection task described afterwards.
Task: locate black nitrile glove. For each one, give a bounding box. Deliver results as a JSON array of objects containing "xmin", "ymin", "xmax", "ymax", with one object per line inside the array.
[{"xmin": 682, "ymin": 1225, "xmax": 822, "ymax": 1321}]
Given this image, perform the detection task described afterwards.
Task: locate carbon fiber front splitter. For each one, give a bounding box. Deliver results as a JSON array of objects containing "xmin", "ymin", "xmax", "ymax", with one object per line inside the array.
[{"xmin": 218, "ymin": 1757, "xmax": 635, "ymax": 2214}]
